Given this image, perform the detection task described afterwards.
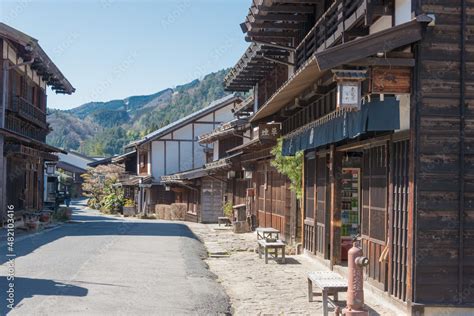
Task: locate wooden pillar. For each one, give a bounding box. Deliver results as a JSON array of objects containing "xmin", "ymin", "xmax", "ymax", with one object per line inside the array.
[
  {"xmin": 329, "ymin": 145, "xmax": 342, "ymax": 268},
  {"xmin": 300, "ymin": 156, "xmax": 305, "ymax": 245},
  {"xmin": 0, "ymin": 135, "xmax": 4, "ymax": 220},
  {"xmin": 1, "ymin": 60, "xmax": 9, "ymax": 219},
  {"xmin": 387, "ymin": 138, "xmax": 394, "ymax": 295}
]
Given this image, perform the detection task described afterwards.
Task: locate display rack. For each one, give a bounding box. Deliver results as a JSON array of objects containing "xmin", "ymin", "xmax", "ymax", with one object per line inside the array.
[{"xmin": 341, "ymin": 168, "xmax": 360, "ymax": 238}]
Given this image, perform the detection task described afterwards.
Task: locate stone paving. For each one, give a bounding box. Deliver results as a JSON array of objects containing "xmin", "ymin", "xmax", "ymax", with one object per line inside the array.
[{"xmin": 187, "ymin": 222, "xmax": 404, "ymax": 316}]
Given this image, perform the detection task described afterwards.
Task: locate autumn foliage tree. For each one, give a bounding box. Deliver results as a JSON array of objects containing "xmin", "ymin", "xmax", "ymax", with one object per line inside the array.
[{"xmin": 81, "ymin": 164, "xmax": 125, "ymax": 213}]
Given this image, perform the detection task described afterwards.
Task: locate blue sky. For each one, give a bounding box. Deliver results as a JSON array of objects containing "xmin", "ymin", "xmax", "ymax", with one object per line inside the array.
[{"xmin": 0, "ymin": 0, "xmax": 250, "ymax": 110}]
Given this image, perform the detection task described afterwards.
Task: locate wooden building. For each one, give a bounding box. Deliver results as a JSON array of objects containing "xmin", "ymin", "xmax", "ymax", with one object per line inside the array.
[
  {"xmin": 224, "ymin": 0, "xmax": 473, "ymax": 313},
  {"xmin": 124, "ymin": 94, "xmax": 241, "ymax": 220},
  {"xmin": 111, "ymin": 150, "xmax": 138, "ymax": 203},
  {"xmin": 0, "ymin": 23, "xmax": 74, "ymax": 222},
  {"xmin": 57, "ymin": 151, "xmax": 97, "ymax": 198}
]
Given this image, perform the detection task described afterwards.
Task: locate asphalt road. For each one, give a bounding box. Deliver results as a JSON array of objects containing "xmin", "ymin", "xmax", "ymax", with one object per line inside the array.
[{"xmin": 0, "ymin": 200, "xmax": 230, "ymax": 315}]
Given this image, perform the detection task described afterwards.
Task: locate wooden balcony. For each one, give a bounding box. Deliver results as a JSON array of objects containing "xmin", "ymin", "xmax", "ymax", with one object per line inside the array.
[
  {"xmin": 282, "ymin": 90, "xmax": 336, "ymax": 135},
  {"xmin": 9, "ymin": 96, "xmax": 48, "ymax": 129},
  {"xmin": 5, "ymin": 143, "xmax": 57, "ymax": 161},
  {"xmin": 5, "ymin": 114, "xmax": 48, "ymax": 142},
  {"xmin": 295, "ymin": 0, "xmax": 391, "ymax": 70}
]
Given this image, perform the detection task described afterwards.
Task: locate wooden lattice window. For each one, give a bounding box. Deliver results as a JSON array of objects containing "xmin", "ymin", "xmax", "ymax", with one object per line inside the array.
[
  {"xmin": 316, "ymin": 155, "xmax": 328, "ymax": 225},
  {"xmin": 139, "ymin": 152, "xmax": 148, "ymax": 174},
  {"xmin": 362, "ymin": 145, "xmax": 388, "ymax": 242},
  {"xmin": 305, "ymin": 154, "xmax": 316, "ymax": 219}
]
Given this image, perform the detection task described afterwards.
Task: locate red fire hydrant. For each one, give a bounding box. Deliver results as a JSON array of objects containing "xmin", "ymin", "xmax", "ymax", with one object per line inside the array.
[{"xmin": 343, "ymin": 238, "xmax": 369, "ymax": 316}]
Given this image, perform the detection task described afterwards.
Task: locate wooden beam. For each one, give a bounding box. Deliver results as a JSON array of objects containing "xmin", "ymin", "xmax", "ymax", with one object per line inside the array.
[
  {"xmin": 315, "ymin": 17, "xmax": 429, "ymax": 71},
  {"xmin": 348, "ymin": 57, "xmax": 416, "ymax": 67},
  {"xmin": 247, "ymin": 30, "xmax": 298, "ymax": 38},
  {"xmin": 257, "ymin": 4, "xmax": 314, "ymax": 14},
  {"xmin": 254, "ymin": 40, "xmax": 296, "ymax": 51},
  {"xmin": 251, "ymin": 13, "xmax": 308, "ymax": 22},
  {"xmin": 262, "ymin": 55, "xmax": 294, "ymax": 66},
  {"xmin": 273, "ymin": 0, "xmax": 323, "ymax": 3},
  {"xmin": 246, "ymin": 36, "xmax": 293, "ymax": 45},
  {"xmin": 329, "ymin": 145, "xmax": 342, "ymax": 268},
  {"xmin": 249, "ymin": 21, "xmax": 305, "ymax": 31}
]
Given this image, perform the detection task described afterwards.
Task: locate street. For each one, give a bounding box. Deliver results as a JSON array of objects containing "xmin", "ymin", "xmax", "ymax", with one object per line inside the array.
[{"xmin": 0, "ymin": 200, "xmax": 230, "ymax": 315}]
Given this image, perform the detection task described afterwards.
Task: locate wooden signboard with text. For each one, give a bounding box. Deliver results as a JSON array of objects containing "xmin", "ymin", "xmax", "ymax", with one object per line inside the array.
[
  {"xmin": 371, "ymin": 67, "xmax": 411, "ymax": 94},
  {"xmin": 258, "ymin": 124, "xmax": 281, "ymax": 141}
]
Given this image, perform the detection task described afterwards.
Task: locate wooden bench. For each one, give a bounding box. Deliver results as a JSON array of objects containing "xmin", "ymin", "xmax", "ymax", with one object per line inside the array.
[
  {"xmin": 257, "ymin": 239, "xmax": 285, "ymax": 264},
  {"xmin": 217, "ymin": 217, "xmax": 231, "ymax": 227},
  {"xmin": 307, "ymin": 271, "xmax": 348, "ymax": 316}
]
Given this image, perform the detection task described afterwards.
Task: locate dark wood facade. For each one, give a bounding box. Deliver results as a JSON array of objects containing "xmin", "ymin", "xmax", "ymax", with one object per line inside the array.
[
  {"xmin": 0, "ymin": 24, "xmax": 74, "ymax": 221},
  {"xmin": 411, "ymin": 0, "xmax": 473, "ymax": 305},
  {"xmin": 224, "ymin": 0, "xmax": 473, "ymax": 313}
]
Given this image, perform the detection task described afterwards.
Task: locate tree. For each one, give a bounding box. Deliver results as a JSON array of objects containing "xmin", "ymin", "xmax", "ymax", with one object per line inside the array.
[
  {"xmin": 81, "ymin": 164, "xmax": 125, "ymax": 213},
  {"xmin": 270, "ymin": 138, "xmax": 304, "ymax": 200}
]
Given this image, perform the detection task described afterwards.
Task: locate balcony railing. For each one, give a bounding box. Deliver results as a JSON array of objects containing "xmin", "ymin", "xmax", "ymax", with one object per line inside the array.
[
  {"xmin": 295, "ymin": 0, "xmax": 368, "ymax": 70},
  {"xmin": 9, "ymin": 96, "xmax": 48, "ymax": 129},
  {"xmin": 282, "ymin": 90, "xmax": 336, "ymax": 135},
  {"xmin": 5, "ymin": 114, "xmax": 48, "ymax": 142}
]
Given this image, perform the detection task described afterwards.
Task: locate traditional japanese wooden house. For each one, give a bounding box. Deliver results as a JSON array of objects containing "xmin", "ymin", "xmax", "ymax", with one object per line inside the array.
[
  {"xmin": 57, "ymin": 151, "xmax": 97, "ymax": 198},
  {"xmin": 111, "ymin": 150, "xmax": 138, "ymax": 202},
  {"xmin": 0, "ymin": 23, "xmax": 74, "ymax": 222},
  {"xmin": 216, "ymin": 95, "xmax": 298, "ymax": 242},
  {"xmin": 124, "ymin": 94, "xmax": 241, "ymax": 220},
  {"xmin": 225, "ymin": 0, "xmax": 473, "ymax": 313},
  {"xmin": 160, "ymin": 97, "xmax": 246, "ymax": 223},
  {"xmin": 225, "ymin": 120, "xmax": 299, "ymax": 242}
]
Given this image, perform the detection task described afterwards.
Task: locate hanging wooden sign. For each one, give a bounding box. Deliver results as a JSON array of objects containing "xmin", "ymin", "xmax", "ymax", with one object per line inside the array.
[
  {"xmin": 371, "ymin": 67, "xmax": 411, "ymax": 94},
  {"xmin": 258, "ymin": 123, "xmax": 281, "ymax": 140}
]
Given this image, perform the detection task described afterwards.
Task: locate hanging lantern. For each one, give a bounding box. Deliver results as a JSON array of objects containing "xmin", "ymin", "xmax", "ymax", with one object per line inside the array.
[{"xmin": 332, "ymin": 69, "xmax": 368, "ymax": 110}]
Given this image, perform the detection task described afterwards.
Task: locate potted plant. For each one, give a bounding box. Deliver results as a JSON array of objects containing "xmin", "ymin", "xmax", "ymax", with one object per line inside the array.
[
  {"xmin": 223, "ymin": 201, "xmax": 234, "ymax": 225},
  {"xmin": 39, "ymin": 212, "xmax": 51, "ymax": 223},
  {"xmin": 122, "ymin": 199, "xmax": 136, "ymax": 217}
]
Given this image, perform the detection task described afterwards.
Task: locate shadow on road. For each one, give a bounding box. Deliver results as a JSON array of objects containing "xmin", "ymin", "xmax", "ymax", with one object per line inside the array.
[
  {"xmin": 0, "ymin": 200, "xmax": 199, "ymax": 265},
  {"xmin": 0, "ymin": 276, "xmax": 88, "ymax": 315}
]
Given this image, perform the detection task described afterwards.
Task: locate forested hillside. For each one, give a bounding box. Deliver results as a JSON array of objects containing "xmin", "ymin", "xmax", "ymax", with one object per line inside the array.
[{"xmin": 47, "ymin": 69, "xmax": 232, "ymax": 156}]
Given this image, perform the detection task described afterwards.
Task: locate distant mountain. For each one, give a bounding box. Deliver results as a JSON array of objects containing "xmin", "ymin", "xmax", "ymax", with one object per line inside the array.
[
  {"xmin": 68, "ymin": 88, "xmax": 173, "ymax": 120},
  {"xmin": 47, "ymin": 69, "xmax": 234, "ymax": 156}
]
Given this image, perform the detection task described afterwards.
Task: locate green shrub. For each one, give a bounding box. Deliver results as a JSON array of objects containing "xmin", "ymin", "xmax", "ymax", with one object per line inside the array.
[
  {"xmin": 53, "ymin": 207, "xmax": 71, "ymax": 222},
  {"xmin": 271, "ymin": 138, "xmax": 304, "ymax": 200},
  {"xmin": 101, "ymin": 190, "xmax": 124, "ymax": 214},
  {"xmin": 223, "ymin": 201, "xmax": 233, "ymax": 218},
  {"xmin": 124, "ymin": 199, "xmax": 135, "ymax": 207}
]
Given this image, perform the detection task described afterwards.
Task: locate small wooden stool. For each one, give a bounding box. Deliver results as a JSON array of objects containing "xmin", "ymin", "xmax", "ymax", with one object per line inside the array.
[
  {"xmin": 307, "ymin": 271, "xmax": 348, "ymax": 316},
  {"xmin": 257, "ymin": 239, "xmax": 286, "ymax": 264},
  {"xmin": 217, "ymin": 217, "xmax": 231, "ymax": 226}
]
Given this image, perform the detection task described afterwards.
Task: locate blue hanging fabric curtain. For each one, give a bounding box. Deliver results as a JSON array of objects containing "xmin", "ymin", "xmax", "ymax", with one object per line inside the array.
[{"xmin": 282, "ymin": 97, "xmax": 400, "ymax": 156}]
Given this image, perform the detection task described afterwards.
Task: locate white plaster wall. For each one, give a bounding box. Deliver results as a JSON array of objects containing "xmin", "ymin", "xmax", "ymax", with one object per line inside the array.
[
  {"xmin": 398, "ymin": 95, "xmax": 410, "ymax": 131},
  {"xmin": 151, "ymin": 141, "xmax": 165, "ymax": 179},
  {"xmin": 194, "ymin": 147, "xmax": 206, "ymax": 168},
  {"xmin": 173, "ymin": 124, "xmax": 193, "ymax": 139},
  {"xmin": 193, "ymin": 123, "xmax": 214, "ymax": 139},
  {"xmin": 180, "ymin": 142, "xmax": 193, "ymax": 171},
  {"xmin": 395, "ymin": 0, "xmax": 412, "ymax": 26},
  {"xmin": 214, "ymin": 104, "xmax": 235, "ymax": 123},
  {"xmin": 196, "ymin": 113, "xmax": 214, "ymax": 122},
  {"xmin": 193, "ymin": 123, "xmax": 215, "ymax": 168},
  {"xmin": 147, "ymin": 150, "xmax": 151, "ymax": 175},
  {"xmin": 165, "ymin": 141, "xmax": 179, "ymax": 174},
  {"xmin": 213, "ymin": 140, "xmax": 219, "ymax": 161},
  {"xmin": 369, "ymin": 15, "xmax": 392, "ymax": 34}
]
